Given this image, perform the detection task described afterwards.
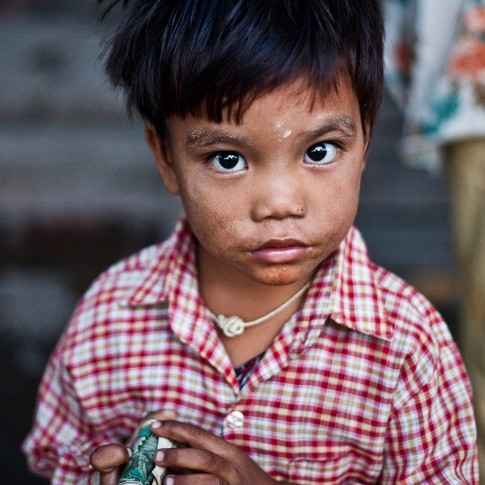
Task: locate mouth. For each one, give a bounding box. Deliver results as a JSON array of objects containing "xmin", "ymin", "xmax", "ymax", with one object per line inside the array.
[{"xmin": 250, "ymin": 239, "xmax": 310, "ymax": 264}]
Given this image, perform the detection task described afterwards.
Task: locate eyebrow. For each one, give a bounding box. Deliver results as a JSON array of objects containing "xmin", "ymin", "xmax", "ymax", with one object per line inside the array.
[
  {"xmin": 304, "ymin": 116, "xmax": 357, "ymax": 140},
  {"xmin": 186, "ymin": 115, "xmax": 357, "ymax": 148},
  {"xmin": 186, "ymin": 129, "xmax": 251, "ymax": 149}
]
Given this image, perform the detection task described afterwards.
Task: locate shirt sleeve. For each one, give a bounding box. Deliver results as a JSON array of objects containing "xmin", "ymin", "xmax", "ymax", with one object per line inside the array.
[
  {"xmin": 22, "ymin": 333, "xmax": 115, "ymax": 485},
  {"xmin": 380, "ymin": 320, "xmax": 478, "ymax": 483}
]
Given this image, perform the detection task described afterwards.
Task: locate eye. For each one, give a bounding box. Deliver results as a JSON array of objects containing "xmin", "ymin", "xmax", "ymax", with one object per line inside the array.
[
  {"xmin": 304, "ymin": 142, "xmax": 338, "ymax": 165},
  {"xmin": 208, "ymin": 152, "xmax": 247, "ymax": 172}
]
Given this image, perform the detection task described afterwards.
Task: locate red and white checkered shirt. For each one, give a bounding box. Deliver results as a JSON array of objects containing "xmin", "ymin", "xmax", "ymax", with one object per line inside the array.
[{"xmin": 23, "ymin": 218, "xmax": 478, "ymax": 484}]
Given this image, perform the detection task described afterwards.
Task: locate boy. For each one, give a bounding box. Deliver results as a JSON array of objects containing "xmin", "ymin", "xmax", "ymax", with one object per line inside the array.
[{"xmin": 23, "ymin": 0, "xmax": 479, "ymax": 483}]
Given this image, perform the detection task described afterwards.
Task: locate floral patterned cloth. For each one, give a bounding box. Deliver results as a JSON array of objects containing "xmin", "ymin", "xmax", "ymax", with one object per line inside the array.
[{"xmin": 384, "ymin": 0, "xmax": 485, "ymax": 170}]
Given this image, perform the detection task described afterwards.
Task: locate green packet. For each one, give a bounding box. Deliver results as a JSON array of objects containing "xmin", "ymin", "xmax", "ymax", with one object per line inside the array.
[{"xmin": 118, "ymin": 419, "xmax": 176, "ymax": 485}]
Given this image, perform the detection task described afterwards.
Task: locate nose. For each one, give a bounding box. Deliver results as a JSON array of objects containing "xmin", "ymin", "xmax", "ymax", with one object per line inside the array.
[{"xmin": 250, "ymin": 167, "xmax": 305, "ymax": 221}]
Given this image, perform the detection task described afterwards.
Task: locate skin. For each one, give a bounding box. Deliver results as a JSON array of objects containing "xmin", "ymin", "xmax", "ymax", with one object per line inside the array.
[{"xmin": 91, "ymin": 77, "xmax": 370, "ymax": 484}]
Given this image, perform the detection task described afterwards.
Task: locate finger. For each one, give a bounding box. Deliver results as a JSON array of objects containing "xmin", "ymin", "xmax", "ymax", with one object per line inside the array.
[
  {"xmin": 146, "ymin": 409, "xmax": 177, "ymax": 421},
  {"xmin": 98, "ymin": 468, "xmax": 122, "ymax": 485},
  {"xmin": 90, "ymin": 443, "xmax": 131, "ymax": 472},
  {"xmin": 128, "ymin": 409, "xmax": 179, "ymax": 447},
  {"xmin": 151, "ymin": 420, "xmax": 229, "ymax": 454},
  {"xmin": 90, "ymin": 443, "xmax": 131, "ymax": 484},
  {"xmin": 163, "ymin": 473, "xmax": 229, "ymax": 485},
  {"xmin": 155, "ymin": 446, "xmax": 232, "ymax": 478}
]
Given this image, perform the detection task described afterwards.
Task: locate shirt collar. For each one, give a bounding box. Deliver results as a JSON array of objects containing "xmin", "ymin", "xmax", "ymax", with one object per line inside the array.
[
  {"xmin": 122, "ymin": 219, "xmax": 391, "ymax": 342},
  {"xmin": 326, "ymin": 226, "xmax": 391, "ymax": 341},
  {"xmin": 122, "ymin": 217, "xmax": 196, "ymax": 307}
]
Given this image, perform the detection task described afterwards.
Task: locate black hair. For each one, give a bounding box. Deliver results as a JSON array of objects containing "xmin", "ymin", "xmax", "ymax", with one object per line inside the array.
[{"xmin": 100, "ymin": 0, "xmax": 384, "ymax": 138}]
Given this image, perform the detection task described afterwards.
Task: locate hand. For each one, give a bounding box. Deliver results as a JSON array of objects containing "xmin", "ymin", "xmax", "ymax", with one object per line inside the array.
[
  {"xmin": 151, "ymin": 419, "xmax": 292, "ymax": 485},
  {"xmin": 90, "ymin": 409, "xmax": 177, "ymax": 485},
  {"xmin": 89, "ymin": 443, "xmax": 131, "ymax": 485}
]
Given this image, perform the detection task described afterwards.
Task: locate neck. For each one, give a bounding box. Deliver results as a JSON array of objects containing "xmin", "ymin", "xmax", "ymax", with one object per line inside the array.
[
  {"xmin": 209, "ymin": 281, "xmax": 311, "ymax": 337},
  {"xmin": 208, "ymin": 281, "xmax": 310, "ymax": 366},
  {"xmin": 200, "ymin": 273, "xmax": 310, "ymax": 323}
]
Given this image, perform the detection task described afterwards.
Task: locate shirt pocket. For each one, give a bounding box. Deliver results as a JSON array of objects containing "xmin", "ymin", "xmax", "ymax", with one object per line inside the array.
[
  {"xmin": 289, "ymin": 457, "xmax": 350, "ymax": 484},
  {"xmin": 288, "ymin": 446, "xmax": 380, "ymax": 484}
]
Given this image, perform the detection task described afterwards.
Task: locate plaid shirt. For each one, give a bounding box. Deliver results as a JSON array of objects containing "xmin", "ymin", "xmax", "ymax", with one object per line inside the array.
[{"xmin": 23, "ymin": 218, "xmax": 478, "ymax": 484}]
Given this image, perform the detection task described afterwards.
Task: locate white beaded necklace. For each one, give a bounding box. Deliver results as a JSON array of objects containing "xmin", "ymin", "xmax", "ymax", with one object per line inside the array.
[{"xmin": 207, "ymin": 282, "xmax": 311, "ymax": 338}]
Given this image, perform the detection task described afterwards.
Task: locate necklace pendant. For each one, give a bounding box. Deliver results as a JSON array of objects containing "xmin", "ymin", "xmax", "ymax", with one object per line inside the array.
[
  {"xmin": 216, "ymin": 315, "xmax": 245, "ymax": 337},
  {"xmin": 208, "ymin": 281, "xmax": 311, "ymax": 338}
]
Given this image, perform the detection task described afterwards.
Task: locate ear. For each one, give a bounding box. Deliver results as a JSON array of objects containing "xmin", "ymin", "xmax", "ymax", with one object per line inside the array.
[
  {"xmin": 363, "ymin": 117, "xmax": 372, "ymax": 158},
  {"xmin": 145, "ymin": 123, "xmax": 180, "ymax": 195}
]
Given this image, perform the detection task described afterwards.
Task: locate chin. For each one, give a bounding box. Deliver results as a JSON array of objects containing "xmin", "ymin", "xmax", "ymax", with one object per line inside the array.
[{"xmin": 249, "ymin": 266, "xmax": 314, "ymax": 287}]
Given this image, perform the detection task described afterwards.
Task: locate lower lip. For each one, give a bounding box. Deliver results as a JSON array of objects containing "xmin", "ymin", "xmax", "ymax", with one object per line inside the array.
[{"xmin": 250, "ymin": 246, "xmax": 309, "ymax": 264}]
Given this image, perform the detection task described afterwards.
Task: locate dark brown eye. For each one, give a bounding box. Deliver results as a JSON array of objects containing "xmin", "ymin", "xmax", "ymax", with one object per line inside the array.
[
  {"xmin": 209, "ymin": 152, "xmax": 247, "ymax": 172},
  {"xmin": 304, "ymin": 142, "xmax": 337, "ymax": 165}
]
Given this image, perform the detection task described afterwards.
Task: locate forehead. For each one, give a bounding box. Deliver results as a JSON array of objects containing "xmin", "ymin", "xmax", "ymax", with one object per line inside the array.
[
  {"xmin": 166, "ymin": 77, "xmax": 362, "ymax": 141},
  {"xmin": 246, "ymin": 78, "xmax": 358, "ymax": 121}
]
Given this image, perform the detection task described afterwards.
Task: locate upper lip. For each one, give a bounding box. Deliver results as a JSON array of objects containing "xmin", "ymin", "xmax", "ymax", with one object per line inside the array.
[{"xmin": 255, "ymin": 238, "xmax": 308, "ymax": 250}]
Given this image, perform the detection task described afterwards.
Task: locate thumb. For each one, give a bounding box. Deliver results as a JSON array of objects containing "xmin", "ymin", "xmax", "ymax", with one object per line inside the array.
[
  {"xmin": 90, "ymin": 443, "xmax": 131, "ymax": 485},
  {"xmin": 146, "ymin": 409, "xmax": 177, "ymax": 421}
]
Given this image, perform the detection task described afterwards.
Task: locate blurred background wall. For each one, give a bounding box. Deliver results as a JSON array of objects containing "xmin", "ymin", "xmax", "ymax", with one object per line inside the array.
[{"xmin": 0, "ymin": 1, "xmax": 457, "ymax": 483}]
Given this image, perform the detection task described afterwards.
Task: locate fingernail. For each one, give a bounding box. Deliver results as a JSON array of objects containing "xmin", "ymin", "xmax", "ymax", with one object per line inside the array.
[
  {"xmin": 151, "ymin": 420, "xmax": 162, "ymax": 429},
  {"xmin": 155, "ymin": 450, "xmax": 164, "ymax": 462},
  {"xmin": 165, "ymin": 476, "xmax": 174, "ymax": 485},
  {"xmin": 127, "ymin": 447, "xmax": 133, "ymax": 457}
]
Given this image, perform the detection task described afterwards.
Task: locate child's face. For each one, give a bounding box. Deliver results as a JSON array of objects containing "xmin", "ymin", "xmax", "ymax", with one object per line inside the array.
[{"xmin": 148, "ymin": 78, "xmax": 368, "ymax": 289}]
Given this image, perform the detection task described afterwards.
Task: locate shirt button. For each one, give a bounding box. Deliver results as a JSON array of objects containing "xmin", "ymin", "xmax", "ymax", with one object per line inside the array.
[{"xmin": 226, "ymin": 411, "xmax": 244, "ymax": 429}]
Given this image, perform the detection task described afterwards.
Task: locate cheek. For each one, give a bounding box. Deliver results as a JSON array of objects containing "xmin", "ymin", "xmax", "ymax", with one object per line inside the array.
[
  {"xmin": 179, "ymin": 184, "xmax": 241, "ymax": 251},
  {"xmin": 336, "ymin": 161, "xmax": 363, "ymax": 210},
  {"xmin": 311, "ymin": 169, "xmax": 361, "ymax": 238},
  {"xmin": 334, "ymin": 176, "xmax": 361, "ymax": 230}
]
